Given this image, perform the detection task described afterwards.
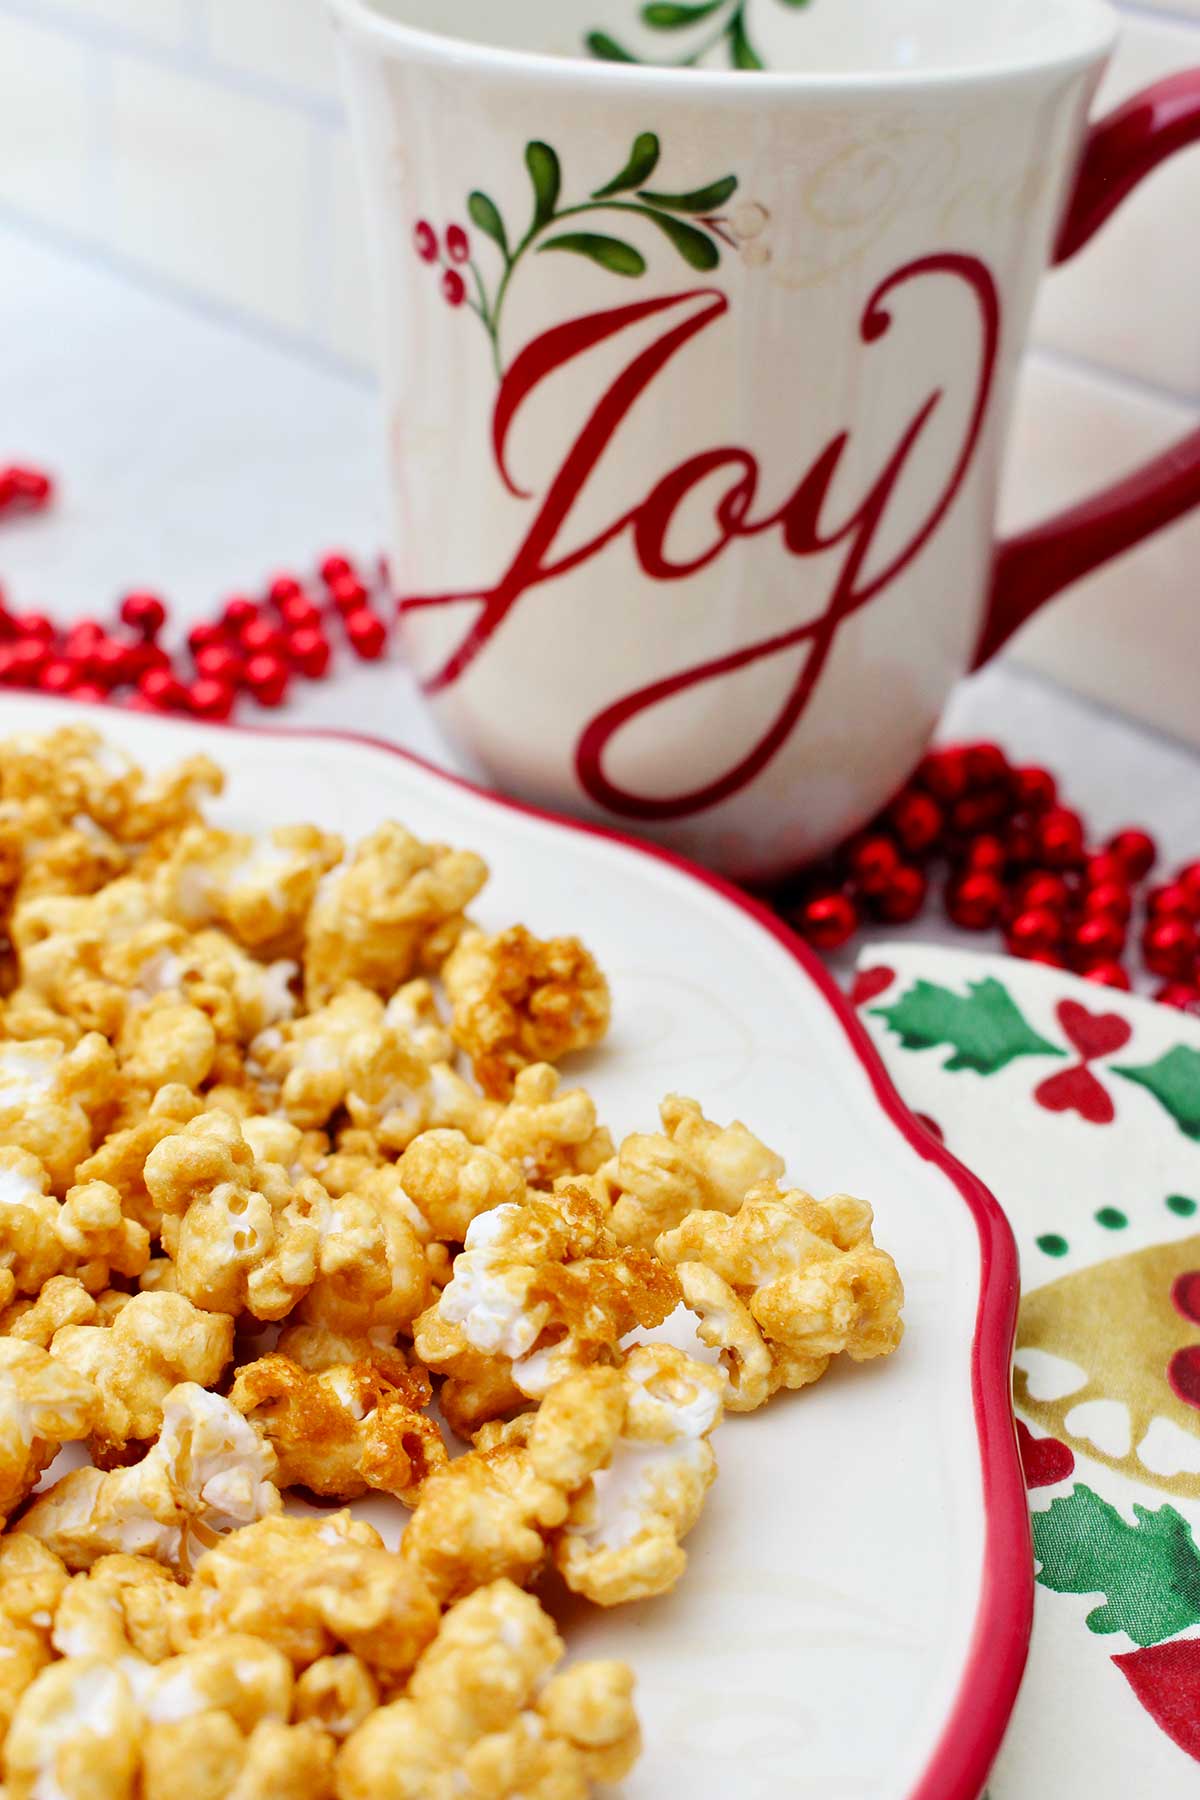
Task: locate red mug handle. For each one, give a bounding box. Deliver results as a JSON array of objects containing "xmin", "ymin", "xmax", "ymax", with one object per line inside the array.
[{"xmin": 974, "ymin": 70, "xmax": 1200, "ymax": 667}]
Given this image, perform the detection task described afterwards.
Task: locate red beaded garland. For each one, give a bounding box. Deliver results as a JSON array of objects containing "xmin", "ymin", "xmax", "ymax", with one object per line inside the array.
[
  {"xmin": 278, "ymin": 595, "xmax": 322, "ymax": 634},
  {"xmin": 1071, "ymin": 912, "xmax": 1126, "ymax": 967},
  {"xmin": 1178, "ymin": 862, "xmax": 1200, "ymax": 914},
  {"xmin": 15, "ymin": 613, "xmax": 55, "ymax": 643},
  {"xmin": 963, "ymin": 834, "xmax": 1007, "ymax": 877},
  {"xmin": 267, "ymin": 575, "xmax": 303, "ymax": 609},
  {"xmin": 187, "ymin": 621, "xmax": 225, "ymax": 657},
  {"xmin": 1155, "ymin": 981, "xmax": 1200, "ymax": 1013},
  {"xmin": 1019, "ymin": 871, "xmax": 1071, "ymax": 914},
  {"xmin": 39, "ymin": 659, "xmax": 78, "ymax": 696},
  {"xmin": 1035, "ymin": 807, "xmax": 1085, "ymax": 869},
  {"xmin": 221, "ymin": 596, "xmax": 259, "ymax": 635},
  {"xmin": 319, "ymin": 552, "xmax": 355, "ymax": 588},
  {"xmin": 88, "ymin": 638, "xmax": 136, "ymax": 689},
  {"xmin": 137, "ymin": 668, "xmax": 188, "ymax": 711},
  {"xmin": 239, "ymin": 619, "xmax": 289, "ymax": 660},
  {"xmin": 844, "ymin": 834, "xmax": 900, "ymax": 896},
  {"xmin": 329, "ymin": 575, "xmax": 369, "ymax": 616},
  {"xmin": 1147, "ymin": 882, "xmax": 1195, "ymax": 921},
  {"xmin": 917, "ymin": 747, "xmax": 970, "ymax": 804}
]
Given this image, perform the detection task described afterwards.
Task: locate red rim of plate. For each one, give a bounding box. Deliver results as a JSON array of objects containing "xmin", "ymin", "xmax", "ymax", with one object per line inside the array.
[{"xmin": 25, "ymin": 698, "xmax": 1035, "ymax": 1797}]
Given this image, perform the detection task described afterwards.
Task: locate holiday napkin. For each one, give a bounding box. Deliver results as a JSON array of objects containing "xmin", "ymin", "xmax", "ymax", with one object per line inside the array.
[{"xmin": 853, "ymin": 945, "xmax": 1200, "ymax": 1797}]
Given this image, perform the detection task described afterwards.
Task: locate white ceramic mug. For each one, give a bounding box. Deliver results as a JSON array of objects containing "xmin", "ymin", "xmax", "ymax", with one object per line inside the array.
[{"xmin": 331, "ymin": 0, "xmax": 1200, "ymax": 881}]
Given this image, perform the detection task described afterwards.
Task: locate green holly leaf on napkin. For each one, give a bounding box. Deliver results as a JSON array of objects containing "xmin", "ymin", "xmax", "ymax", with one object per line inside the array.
[
  {"xmin": 871, "ymin": 977, "xmax": 1065, "ymax": 1076},
  {"xmin": 1033, "ymin": 1484, "xmax": 1200, "ymax": 1647},
  {"xmin": 1112, "ymin": 1045, "xmax": 1200, "ymax": 1141}
]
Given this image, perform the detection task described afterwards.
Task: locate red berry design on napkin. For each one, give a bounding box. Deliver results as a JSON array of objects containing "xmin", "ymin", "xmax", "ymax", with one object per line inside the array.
[{"xmin": 1113, "ymin": 1641, "xmax": 1200, "ymax": 1762}]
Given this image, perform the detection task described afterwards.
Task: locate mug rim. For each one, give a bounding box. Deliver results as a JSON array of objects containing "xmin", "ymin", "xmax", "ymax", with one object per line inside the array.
[{"xmin": 328, "ymin": 0, "xmax": 1118, "ymax": 92}]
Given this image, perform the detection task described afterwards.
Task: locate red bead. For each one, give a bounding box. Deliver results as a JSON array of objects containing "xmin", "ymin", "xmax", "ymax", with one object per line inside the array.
[
  {"xmin": 965, "ymin": 742, "xmax": 1010, "ymax": 790},
  {"xmin": 1028, "ymin": 950, "xmax": 1066, "ymax": 970},
  {"xmin": 63, "ymin": 621, "xmax": 104, "ymax": 659},
  {"xmin": 1177, "ymin": 862, "xmax": 1200, "ymax": 913},
  {"xmin": 188, "ymin": 677, "xmax": 237, "ymax": 722},
  {"xmin": 9, "ymin": 639, "xmax": 47, "ymax": 682},
  {"xmin": 39, "ymin": 658, "xmax": 79, "ymax": 696},
  {"xmin": 1085, "ymin": 962, "xmax": 1131, "ymax": 991},
  {"xmin": 1019, "ymin": 871, "xmax": 1071, "ymax": 913},
  {"xmin": 1082, "ymin": 879, "xmax": 1132, "ymax": 925},
  {"xmin": 125, "ymin": 642, "xmax": 169, "ymax": 682},
  {"xmin": 221, "ymin": 596, "xmax": 260, "ymax": 634},
  {"xmin": 66, "ymin": 681, "xmax": 107, "ymax": 706},
  {"xmin": 278, "ymin": 595, "xmax": 322, "ymax": 634},
  {"xmin": 1147, "ymin": 881, "xmax": 1196, "ymax": 922},
  {"xmin": 1143, "ymin": 917, "xmax": 1197, "ymax": 980},
  {"xmin": 1004, "ymin": 822, "xmax": 1038, "ymax": 867},
  {"xmin": 1083, "ymin": 850, "xmax": 1126, "ymax": 889},
  {"xmin": 187, "ymin": 621, "xmax": 226, "ymax": 656},
  {"xmin": 917, "ymin": 747, "xmax": 970, "ymax": 804},
  {"xmin": 1155, "ymin": 981, "xmax": 1200, "ymax": 1014},
  {"xmin": 14, "ymin": 613, "xmax": 55, "ymax": 644},
  {"xmin": 239, "ymin": 619, "xmax": 288, "ymax": 659},
  {"xmin": 345, "ymin": 609, "xmax": 388, "ymax": 660},
  {"xmin": 244, "ymin": 653, "xmax": 289, "ymax": 707},
  {"xmin": 796, "ymin": 892, "xmax": 859, "ymax": 951},
  {"xmin": 287, "ymin": 627, "xmax": 331, "ymax": 678},
  {"xmin": 1108, "ymin": 827, "xmax": 1157, "ymax": 881},
  {"xmin": 1007, "ymin": 906, "xmax": 1064, "ymax": 958},
  {"xmin": 267, "ymin": 574, "xmax": 303, "ymax": 609},
  {"xmin": 138, "ymin": 668, "xmax": 188, "ymax": 711},
  {"xmin": 844, "ymin": 833, "xmax": 900, "ymax": 896},
  {"xmin": 1036, "ymin": 807, "xmax": 1085, "ymax": 869},
  {"xmin": 963, "ymin": 834, "xmax": 1007, "ymax": 877},
  {"xmin": 1012, "ymin": 765, "xmax": 1057, "ymax": 813},
  {"xmin": 1071, "ymin": 913, "xmax": 1126, "ymax": 967},
  {"xmin": 887, "ymin": 789, "xmax": 944, "ymax": 857},
  {"xmin": 329, "ymin": 575, "xmax": 369, "ymax": 615},
  {"xmin": 194, "ymin": 643, "xmax": 243, "ymax": 685},
  {"xmin": 873, "ymin": 864, "xmax": 927, "ymax": 923},
  {"xmin": 319, "ymin": 552, "xmax": 355, "ymax": 588},
  {"xmin": 946, "ymin": 870, "xmax": 1004, "ymax": 931},
  {"xmin": 949, "ymin": 789, "xmax": 1010, "ymax": 835},
  {"xmin": 88, "ymin": 638, "xmax": 136, "ymax": 688},
  {"xmin": 119, "ymin": 591, "xmax": 167, "ymax": 638},
  {"xmin": 0, "ymin": 466, "xmax": 53, "ymax": 511}
]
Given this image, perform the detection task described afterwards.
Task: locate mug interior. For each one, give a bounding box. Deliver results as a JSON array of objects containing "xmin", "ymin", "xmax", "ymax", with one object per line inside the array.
[{"xmin": 350, "ymin": 0, "xmax": 1116, "ymax": 79}]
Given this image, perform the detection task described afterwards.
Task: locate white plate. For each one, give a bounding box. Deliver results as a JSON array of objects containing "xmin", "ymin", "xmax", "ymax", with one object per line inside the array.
[{"xmin": 6, "ymin": 698, "xmax": 1031, "ymax": 1799}]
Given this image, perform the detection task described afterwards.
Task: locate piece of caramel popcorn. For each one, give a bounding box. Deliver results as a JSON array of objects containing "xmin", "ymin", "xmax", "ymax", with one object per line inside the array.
[
  {"xmin": 142, "ymin": 1715, "xmax": 335, "ymax": 1800},
  {"xmin": 442, "ymin": 925, "xmax": 611, "ymax": 1099},
  {"xmin": 0, "ymin": 1276, "xmax": 102, "ymax": 1346},
  {"xmin": 0, "ymin": 1032, "xmax": 120, "ymax": 1194},
  {"xmin": 482, "ymin": 1064, "xmax": 613, "ymax": 1187},
  {"xmin": 116, "ymin": 997, "xmax": 217, "ymax": 1091},
  {"xmin": 50, "ymin": 1553, "xmax": 180, "ymax": 1664},
  {"xmin": 552, "ymin": 1344, "xmax": 724, "ymax": 1605},
  {"xmin": 394, "ymin": 1130, "xmax": 523, "ymax": 1245},
  {"xmin": 144, "ymin": 1112, "xmax": 329, "ymax": 1320},
  {"xmin": 153, "ymin": 824, "xmax": 343, "ymax": 957},
  {"xmin": 228, "ymin": 1354, "xmax": 446, "ymax": 1505},
  {"xmin": 0, "ymin": 1148, "xmax": 148, "ymax": 1303},
  {"xmin": 0, "ymin": 726, "xmax": 221, "ymax": 845},
  {"xmin": 656, "ymin": 1182, "xmax": 905, "ymax": 1409},
  {"xmin": 9, "ymin": 876, "xmax": 188, "ymax": 1037},
  {"xmin": 0, "ymin": 1535, "xmax": 70, "ymax": 1750},
  {"xmin": 601, "ymin": 1093, "xmax": 787, "ymax": 1249},
  {"xmin": 415, "ymin": 1183, "xmax": 679, "ymax": 1431},
  {"xmin": 336, "ymin": 1580, "xmax": 639, "ymax": 1800},
  {"xmin": 0, "ymin": 1340, "xmax": 97, "ymax": 1526},
  {"xmin": 303, "ymin": 823, "xmax": 487, "ymax": 1005},
  {"xmin": 75, "ymin": 1085, "xmax": 205, "ymax": 1234},
  {"xmin": 173, "ymin": 1513, "xmax": 439, "ymax": 1681},
  {"xmin": 51, "ymin": 1292, "xmax": 234, "ymax": 1462},
  {"xmin": 21, "ymin": 1383, "xmax": 280, "ymax": 1572},
  {"xmin": 287, "ymin": 1164, "xmax": 431, "ymax": 1346},
  {"xmin": 3, "ymin": 1654, "xmax": 141, "ymax": 1799}
]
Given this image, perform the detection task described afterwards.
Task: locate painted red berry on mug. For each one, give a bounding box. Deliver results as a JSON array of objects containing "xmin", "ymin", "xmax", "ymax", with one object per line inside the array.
[
  {"xmin": 446, "ymin": 224, "xmax": 471, "ymax": 264},
  {"xmin": 442, "ymin": 269, "xmax": 467, "ymax": 308},
  {"xmin": 414, "ymin": 220, "xmax": 439, "ymax": 263}
]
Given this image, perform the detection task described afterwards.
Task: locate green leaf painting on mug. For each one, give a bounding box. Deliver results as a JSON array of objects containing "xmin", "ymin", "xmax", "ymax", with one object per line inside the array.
[
  {"xmin": 586, "ymin": 0, "xmax": 812, "ymax": 70},
  {"xmin": 450, "ymin": 132, "xmax": 740, "ymax": 380}
]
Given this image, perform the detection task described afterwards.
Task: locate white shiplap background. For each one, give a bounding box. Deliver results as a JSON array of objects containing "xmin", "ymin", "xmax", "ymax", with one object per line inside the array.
[{"xmin": 1, "ymin": 0, "xmax": 1198, "ymax": 742}]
